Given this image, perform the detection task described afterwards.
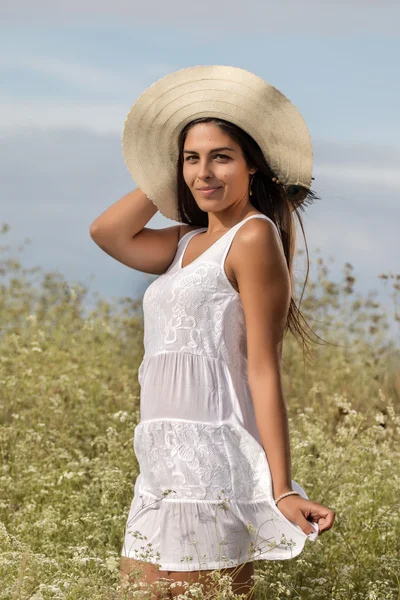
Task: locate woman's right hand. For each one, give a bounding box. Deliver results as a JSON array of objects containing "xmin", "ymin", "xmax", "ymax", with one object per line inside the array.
[{"xmin": 276, "ymin": 495, "xmax": 336, "ymax": 536}]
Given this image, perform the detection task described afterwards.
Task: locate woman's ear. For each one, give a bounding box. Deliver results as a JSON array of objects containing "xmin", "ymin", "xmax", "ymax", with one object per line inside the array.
[{"xmin": 249, "ymin": 167, "xmax": 258, "ymax": 176}]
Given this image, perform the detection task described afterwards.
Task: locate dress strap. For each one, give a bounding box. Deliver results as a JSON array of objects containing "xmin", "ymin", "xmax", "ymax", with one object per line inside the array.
[
  {"xmin": 178, "ymin": 227, "xmax": 207, "ymax": 248},
  {"xmin": 220, "ymin": 214, "xmax": 283, "ymax": 268}
]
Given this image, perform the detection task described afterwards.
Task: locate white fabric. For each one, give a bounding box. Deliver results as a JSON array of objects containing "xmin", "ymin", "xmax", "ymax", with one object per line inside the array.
[{"xmin": 121, "ymin": 214, "xmax": 319, "ymax": 571}]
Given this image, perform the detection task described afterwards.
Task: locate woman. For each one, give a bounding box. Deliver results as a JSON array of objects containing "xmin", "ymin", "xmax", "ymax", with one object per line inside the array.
[{"xmin": 90, "ymin": 66, "xmax": 335, "ymax": 598}]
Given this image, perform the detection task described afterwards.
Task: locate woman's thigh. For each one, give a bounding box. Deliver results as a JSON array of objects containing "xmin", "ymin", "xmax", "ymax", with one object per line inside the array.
[
  {"xmin": 120, "ymin": 557, "xmax": 255, "ymax": 598},
  {"xmin": 168, "ymin": 562, "xmax": 255, "ymax": 598},
  {"xmin": 119, "ymin": 556, "xmax": 173, "ymax": 599}
]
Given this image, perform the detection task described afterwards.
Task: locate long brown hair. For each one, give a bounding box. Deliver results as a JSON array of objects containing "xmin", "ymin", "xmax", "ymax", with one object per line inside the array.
[{"xmin": 176, "ymin": 117, "xmax": 328, "ymax": 361}]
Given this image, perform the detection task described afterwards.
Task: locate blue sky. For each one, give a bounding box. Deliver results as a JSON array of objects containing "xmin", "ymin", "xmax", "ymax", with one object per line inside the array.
[{"xmin": 1, "ymin": 2, "xmax": 399, "ymax": 340}]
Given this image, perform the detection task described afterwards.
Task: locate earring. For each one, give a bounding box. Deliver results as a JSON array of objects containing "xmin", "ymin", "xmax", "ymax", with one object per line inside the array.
[{"xmin": 249, "ymin": 173, "xmax": 255, "ymax": 196}]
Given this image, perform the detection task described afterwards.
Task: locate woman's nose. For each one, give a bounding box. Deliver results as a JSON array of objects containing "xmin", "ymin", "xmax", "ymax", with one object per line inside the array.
[{"xmin": 196, "ymin": 160, "xmax": 213, "ymax": 179}]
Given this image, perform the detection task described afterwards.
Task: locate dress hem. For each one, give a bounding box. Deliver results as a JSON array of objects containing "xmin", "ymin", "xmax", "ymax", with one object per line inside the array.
[{"xmin": 120, "ymin": 540, "xmax": 307, "ymax": 571}]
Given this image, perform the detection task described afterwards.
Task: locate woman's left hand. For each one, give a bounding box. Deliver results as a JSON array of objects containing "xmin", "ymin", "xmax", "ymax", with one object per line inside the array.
[{"xmin": 276, "ymin": 494, "xmax": 335, "ymax": 536}]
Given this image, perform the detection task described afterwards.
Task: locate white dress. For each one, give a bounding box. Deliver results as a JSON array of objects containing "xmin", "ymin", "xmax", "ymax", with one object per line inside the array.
[{"xmin": 121, "ymin": 213, "xmax": 319, "ymax": 571}]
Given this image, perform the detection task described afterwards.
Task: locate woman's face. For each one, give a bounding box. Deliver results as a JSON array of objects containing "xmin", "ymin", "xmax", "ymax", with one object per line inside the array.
[{"xmin": 182, "ymin": 122, "xmax": 256, "ymax": 212}]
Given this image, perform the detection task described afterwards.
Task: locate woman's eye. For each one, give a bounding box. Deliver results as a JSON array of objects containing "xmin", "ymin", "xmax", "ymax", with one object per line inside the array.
[
  {"xmin": 184, "ymin": 154, "xmax": 230, "ymax": 162},
  {"xmin": 185, "ymin": 154, "xmax": 230, "ymax": 162}
]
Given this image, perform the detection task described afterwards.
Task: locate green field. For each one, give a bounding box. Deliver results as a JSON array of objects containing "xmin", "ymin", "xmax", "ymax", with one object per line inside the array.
[{"xmin": 1, "ymin": 224, "xmax": 399, "ymax": 599}]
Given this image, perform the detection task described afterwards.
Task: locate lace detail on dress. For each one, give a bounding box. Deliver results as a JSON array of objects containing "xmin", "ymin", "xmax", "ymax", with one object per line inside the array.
[
  {"xmin": 142, "ymin": 261, "xmax": 248, "ymax": 376},
  {"xmin": 134, "ymin": 420, "xmax": 272, "ymax": 502}
]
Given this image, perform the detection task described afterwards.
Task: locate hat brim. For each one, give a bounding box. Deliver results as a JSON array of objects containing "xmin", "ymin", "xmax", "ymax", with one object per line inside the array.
[{"xmin": 122, "ymin": 65, "xmax": 313, "ymax": 222}]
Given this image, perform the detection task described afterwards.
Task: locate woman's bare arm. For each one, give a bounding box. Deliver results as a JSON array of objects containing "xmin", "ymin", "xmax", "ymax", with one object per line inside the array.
[
  {"xmin": 231, "ymin": 217, "xmax": 293, "ymax": 499},
  {"xmin": 89, "ymin": 187, "xmax": 158, "ymax": 240},
  {"xmin": 89, "ymin": 188, "xmax": 182, "ymax": 275}
]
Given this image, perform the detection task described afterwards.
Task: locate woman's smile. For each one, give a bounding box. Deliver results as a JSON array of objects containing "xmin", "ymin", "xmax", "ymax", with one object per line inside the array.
[{"xmin": 196, "ymin": 186, "xmax": 223, "ymax": 196}]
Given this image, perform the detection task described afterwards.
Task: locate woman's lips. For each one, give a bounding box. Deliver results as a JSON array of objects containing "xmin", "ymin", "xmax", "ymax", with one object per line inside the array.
[{"xmin": 197, "ymin": 187, "xmax": 222, "ymax": 196}]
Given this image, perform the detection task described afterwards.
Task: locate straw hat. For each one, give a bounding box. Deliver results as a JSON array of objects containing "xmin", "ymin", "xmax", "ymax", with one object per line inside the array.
[{"xmin": 122, "ymin": 65, "xmax": 313, "ymax": 222}]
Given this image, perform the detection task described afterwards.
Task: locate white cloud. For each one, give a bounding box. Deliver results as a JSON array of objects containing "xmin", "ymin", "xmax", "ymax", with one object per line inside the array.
[
  {"xmin": 2, "ymin": 0, "xmax": 400, "ymax": 39},
  {"xmin": 2, "ymin": 0, "xmax": 400, "ymax": 38},
  {"xmin": 305, "ymin": 213, "xmax": 394, "ymax": 274},
  {"xmin": 3, "ymin": 0, "xmax": 400, "ymax": 35},
  {"xmin": 0, "ymin": 55, "xmax": 133, "ymax": 94},
  {"xmin": 0, "ymin": 56, "xmax": 176, "ymax": 133},
  {"xmin": 314, "ymin": 164, "xmax": 400, "ymax": 191},
  {"xmin": 0, "ymin": 102, "xmax": 129, "ymax": 134}
]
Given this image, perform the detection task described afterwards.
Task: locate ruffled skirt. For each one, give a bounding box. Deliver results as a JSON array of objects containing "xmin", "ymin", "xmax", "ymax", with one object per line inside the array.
[{"xmin": 121, "ymin": 419, "xmax": 318, "ymax": 571}]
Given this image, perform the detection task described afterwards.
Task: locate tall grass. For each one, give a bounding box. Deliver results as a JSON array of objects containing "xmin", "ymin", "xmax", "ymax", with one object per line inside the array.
[{"xmin": 0, "ymin": 223, "xmax": 399, "ymax": 599}]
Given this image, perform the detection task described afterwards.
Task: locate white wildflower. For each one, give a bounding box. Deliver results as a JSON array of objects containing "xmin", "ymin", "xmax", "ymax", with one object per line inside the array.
[
  {"xmin": 375, "ymin": 412, "xmax": 386, "ymax": 425},
  {"xmin": 76, "ymin": 388, "xmax": 86, "ymax": 400},
  {"xmin": 113, "ymin": 410, "xmax": 129, "ymax": 423}
]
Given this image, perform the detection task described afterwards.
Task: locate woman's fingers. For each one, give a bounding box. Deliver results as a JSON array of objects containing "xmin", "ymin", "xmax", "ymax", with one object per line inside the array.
[
  {"xmin": 305, "ymin": 502, "xmax": 336, "ymax": 534},
  {"xmin": 297, "ymin": 511, "xmax": 318, "ymax": 536}
]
